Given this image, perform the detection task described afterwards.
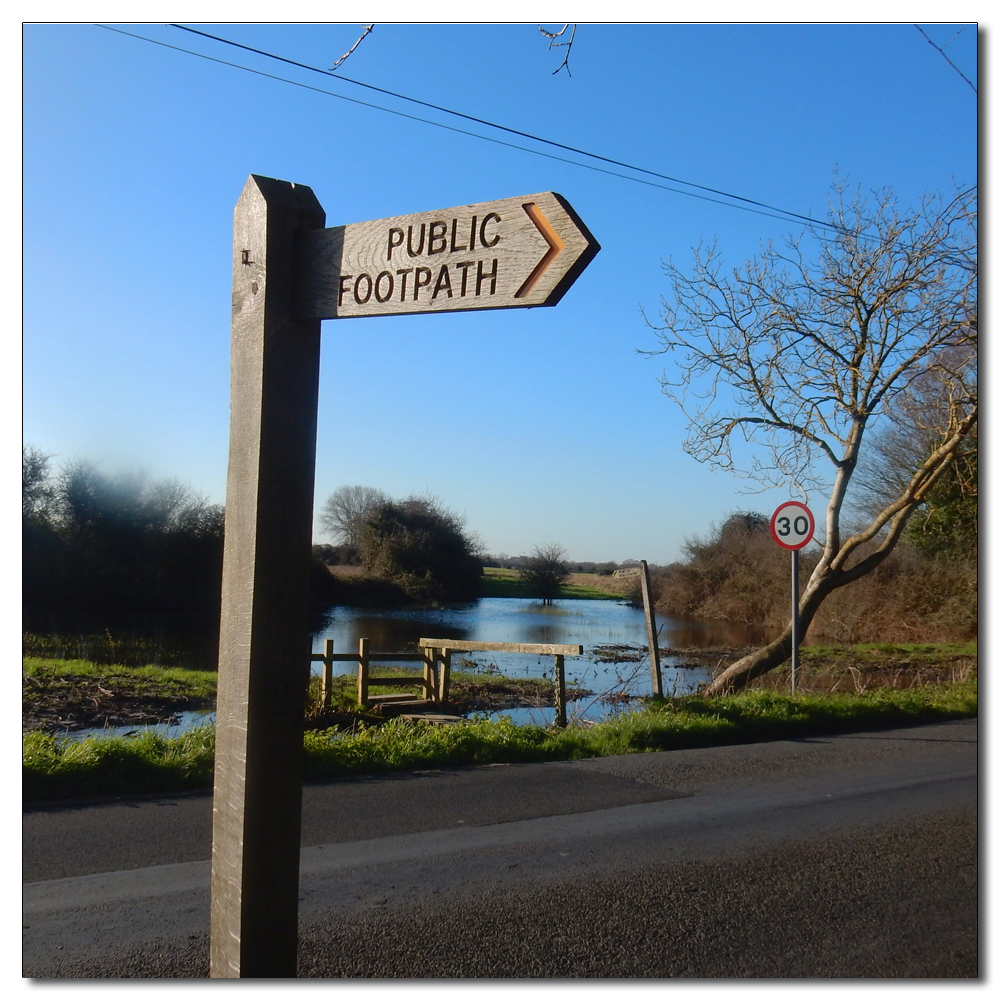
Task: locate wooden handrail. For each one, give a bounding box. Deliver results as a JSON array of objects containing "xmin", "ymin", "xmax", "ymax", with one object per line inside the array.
[{"xmin": 418, "ymin": 639, "xmax": 582, "ymax": 656}]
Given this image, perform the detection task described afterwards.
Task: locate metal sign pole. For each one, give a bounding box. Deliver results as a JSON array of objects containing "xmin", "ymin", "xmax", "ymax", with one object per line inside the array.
[
  {"xmin": 790, "ymin": 548, "xmax": 800, "ymax": 695},
  {"xmin": 770, "ymin": 501, "xmax": 814, "ymax": 698}
]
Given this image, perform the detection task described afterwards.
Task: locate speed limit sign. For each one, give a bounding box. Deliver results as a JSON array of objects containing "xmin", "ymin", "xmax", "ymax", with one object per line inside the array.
[{"xmin": 770, "ymin": 501, "xmax": 815, "ymax": 550}]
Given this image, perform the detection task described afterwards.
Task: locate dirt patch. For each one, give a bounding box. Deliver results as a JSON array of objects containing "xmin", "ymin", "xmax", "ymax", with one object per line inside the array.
[{"xmin": 23, "ymin": 671, "xmax": 592, "ymax": 737}]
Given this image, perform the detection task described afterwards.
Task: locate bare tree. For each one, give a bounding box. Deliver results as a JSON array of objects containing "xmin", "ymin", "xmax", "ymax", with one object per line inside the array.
[
  {"xmin": 851, "ymin": 347, "xmax": 977, "ymax": 526},
  {"xmin": 518, "ymin": 543, "xmax": 568, "ymax": 603},
  {"xmin": 319, "ymin": 484, "xmax": 388, "ymax": 546},
  {"xmin": 22, "ymin": 445, "xmax": 54, "ymax": 521},
  {"xmin": 643, "ymin": 180, "xmax": 977, "ymax": 694}
]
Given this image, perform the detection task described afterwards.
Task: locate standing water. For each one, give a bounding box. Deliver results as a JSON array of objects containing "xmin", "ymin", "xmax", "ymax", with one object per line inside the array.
[
  {"xmin": 60, "ymin": 598, "xmax": 772, "ymax": 739},
  {"xmin": 311, "ymin": 597, "xmax": 772, "ymax": 726}
]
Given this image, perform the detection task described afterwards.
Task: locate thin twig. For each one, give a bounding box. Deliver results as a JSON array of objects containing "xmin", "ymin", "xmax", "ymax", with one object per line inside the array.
[
  {"xmin": 914, "ymin": 24, "xmax": 977, "ymax": 94},
  {"xmin": 331, "ymin": 24, "xmax": 374, "ymax": 71}
]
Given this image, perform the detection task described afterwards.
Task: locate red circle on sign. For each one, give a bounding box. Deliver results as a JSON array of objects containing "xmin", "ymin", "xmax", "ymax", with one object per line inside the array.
[{"xmin": 770, "ymin": 501, "xmax": 815, "ymax": 550}]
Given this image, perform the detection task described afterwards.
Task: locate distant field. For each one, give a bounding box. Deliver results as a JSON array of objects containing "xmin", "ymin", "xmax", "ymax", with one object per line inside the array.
[{"xmin": 480, "ymin": 567, "xmax": 629, "ymax": 600}]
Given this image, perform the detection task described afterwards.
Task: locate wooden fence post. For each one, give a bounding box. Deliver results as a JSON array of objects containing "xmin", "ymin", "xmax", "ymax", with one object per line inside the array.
[
  {"xmin": 210, "ymin": 175, "xmax": 325, "ymax": 979},
  {"xmin": 640, "ymin": 560, "xmax": 663, "ymax": 698},
  {"xmin": 422, "ymin": 646, "xmax": 437, "ymax": 701},
  {"xmin": 320, "ymin": 639, "xmax": 334, "ymax": 713},
  {"xmin": 439, "ymin": 648, "xmax": 451, "ymax": 703},
  {"xmin": 357, "ymin": 637, "xmax": 370, "ymax": 708},
  {"xmin": 554, "ymin": 654, "xmax": 567, "ymax": 727}
]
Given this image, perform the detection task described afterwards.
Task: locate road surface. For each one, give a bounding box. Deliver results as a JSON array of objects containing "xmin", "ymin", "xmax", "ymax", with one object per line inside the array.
[{"xmin": 23, "ymin": 718, "xmax": 978, "ymax": 978}]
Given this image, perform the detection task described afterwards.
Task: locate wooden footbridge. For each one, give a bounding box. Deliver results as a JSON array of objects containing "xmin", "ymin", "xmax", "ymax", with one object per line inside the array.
[{"xmin": 312, "ymin": 638, "xmax": 584, "ymax": 726}]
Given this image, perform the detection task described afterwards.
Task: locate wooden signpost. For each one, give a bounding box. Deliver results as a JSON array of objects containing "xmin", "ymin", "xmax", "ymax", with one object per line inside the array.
[{"xmin": 210, "ymin": 176, "xmax": 599, "ymax": 978}]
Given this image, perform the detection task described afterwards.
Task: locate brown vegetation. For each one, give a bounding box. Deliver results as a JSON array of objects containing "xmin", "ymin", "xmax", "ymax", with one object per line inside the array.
[{"xmin": 652, "ymin": 512, "xmax": 975, "ymax": 646}]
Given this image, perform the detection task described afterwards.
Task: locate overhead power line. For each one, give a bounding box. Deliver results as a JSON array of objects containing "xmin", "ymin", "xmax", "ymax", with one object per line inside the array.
[
  {"xmin": 166, "ymin": 23, "xmax": 841, "ymax": 234},
  {"xmin": 95, "ymin": 23, "xmax": 975, "ymax": 249},
  {"xmin": 95, "ymin": 25, "xmax": 840, "ymax": 232}
]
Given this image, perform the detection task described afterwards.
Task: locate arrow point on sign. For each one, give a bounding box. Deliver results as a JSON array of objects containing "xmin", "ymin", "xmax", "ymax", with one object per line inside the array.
[
  {"xmin": 531, "ymin": 192, "xmax": 601, "ymax": 307},
  {"xmin": 516, "ymin": 202, "xmax": 565, "ymax": 298}
]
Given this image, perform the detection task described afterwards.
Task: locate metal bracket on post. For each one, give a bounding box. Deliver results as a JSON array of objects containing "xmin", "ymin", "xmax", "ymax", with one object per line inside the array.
[{"xmin": 209, "ymin": 175, "xmax": 326, "ymax": 979}]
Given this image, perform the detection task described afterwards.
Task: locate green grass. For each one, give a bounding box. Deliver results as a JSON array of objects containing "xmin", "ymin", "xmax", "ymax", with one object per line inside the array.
[
  {"xmin": 22, "ymin": 632, "xmax": 218, "ymax": 669},
  {"xmin": 23, "ymin": 677, "xmax": 977, "ymax": 802},
  {"xmin": 23, "ymin": 657, "xmax": 219, "ymax": 703}
]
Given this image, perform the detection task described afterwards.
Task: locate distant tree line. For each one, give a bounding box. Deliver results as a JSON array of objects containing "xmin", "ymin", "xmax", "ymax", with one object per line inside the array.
[
  {"xmin": 481, "ymin": 554, "xmax": 627, "ymax": 575},
  {"xmin": 23, "ymin": 446, "xmax": 225, "ymax": 635}
]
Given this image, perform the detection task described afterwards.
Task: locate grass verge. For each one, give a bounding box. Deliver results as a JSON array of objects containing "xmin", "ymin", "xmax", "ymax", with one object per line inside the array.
[{"xmin": 23, "ymin": 677, "xmax": 976, "ymax": 803}]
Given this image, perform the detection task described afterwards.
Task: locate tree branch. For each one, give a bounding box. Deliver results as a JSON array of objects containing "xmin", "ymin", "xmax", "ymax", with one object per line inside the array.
[
  {"xmin": 330, "ymin": 24, "xmax": 374, "ymax": 71},
  {"xmin": 914, "ymin": 24, "xmax": 977, "ymax": 94},
  {"xmin": 538, "ymin": 23, "xmax": 576, "ymax": 76}
]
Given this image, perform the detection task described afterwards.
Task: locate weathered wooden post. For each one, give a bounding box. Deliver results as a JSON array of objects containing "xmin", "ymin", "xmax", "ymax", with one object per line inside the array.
[
  {"xmin": 639, "ymin": 560, "xmax": 663, "ymax": 697},
  {"xmin": 210, "ymin": 176, "xmax": 325, "ymax": 978},
  {"xmin": 320, "ymin": 639, "xmax": 334, "ymax": 712},
  {"xmin": 553, "ymin": 654, "xmax": 567, "ymax": 727},
  {"xmin": 439, "ymin": 647, "xmax": 452, "ymax": 703},
  {"xmin": 422, "ymin": 646, "xmax": 437, "ymax": 701},
  {"xmin": 208, "ymin": 178, "xmax": 598, "ymax": 979},
  {"xmin": 357, "ymin": 636, "xmax": 370, "ymax": 709}
]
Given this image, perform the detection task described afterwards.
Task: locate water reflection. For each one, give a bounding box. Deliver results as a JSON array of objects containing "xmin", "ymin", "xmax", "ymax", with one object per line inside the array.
[{"xmin": 61, "ymin": 709, "xmax": 217, "ymax": 743}]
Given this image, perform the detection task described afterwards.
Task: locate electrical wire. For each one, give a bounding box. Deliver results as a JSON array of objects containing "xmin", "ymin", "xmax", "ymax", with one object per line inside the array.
[
  {"xmin": 168, "ymin": 23, "xmax": 838, "ymax": 233},
  {"xmin": 94, "ymin": 22, "xmax": 847, "ymax": 235}
]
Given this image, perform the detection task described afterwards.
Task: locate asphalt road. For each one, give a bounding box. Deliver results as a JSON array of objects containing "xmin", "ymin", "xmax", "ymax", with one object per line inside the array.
[{"xmin": 23, "ymin": 717, "xmax": 978, "ymax": 978}]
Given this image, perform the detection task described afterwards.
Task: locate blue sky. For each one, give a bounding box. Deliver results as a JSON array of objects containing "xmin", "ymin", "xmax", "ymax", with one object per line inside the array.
[{"xmin": 21, "ymin": 19, "xmax": 978, "ymax": 564}]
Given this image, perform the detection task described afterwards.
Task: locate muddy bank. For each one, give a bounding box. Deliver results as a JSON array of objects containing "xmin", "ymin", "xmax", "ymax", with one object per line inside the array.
[
  {"xmin": 22, "ymin": 673, "xmax": 594, "ymax": 736},
  {"xmin": 22, "ymin": 672, "xmax": 213, "ymax": 734}
]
